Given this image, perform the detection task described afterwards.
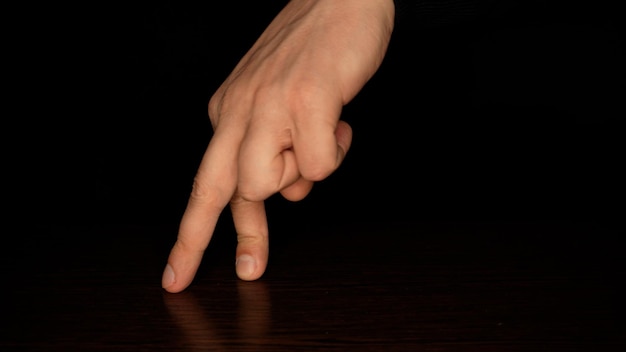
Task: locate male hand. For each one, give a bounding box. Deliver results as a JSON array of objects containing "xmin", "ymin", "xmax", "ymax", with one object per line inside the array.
[{"xmin": 162, "ymin": 0, "xmax": 394, "ymax": 293}]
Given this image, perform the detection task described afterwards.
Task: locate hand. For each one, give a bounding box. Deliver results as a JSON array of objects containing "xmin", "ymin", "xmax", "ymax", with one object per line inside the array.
[{"xmin": 162, "ymin": 0, "xmax": 395, "ymax": 293}]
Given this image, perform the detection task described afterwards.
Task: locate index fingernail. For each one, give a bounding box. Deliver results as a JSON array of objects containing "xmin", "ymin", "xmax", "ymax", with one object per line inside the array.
[{"xmin": 162, "ymin": 264, "xmax": 176, "ymax": 288}]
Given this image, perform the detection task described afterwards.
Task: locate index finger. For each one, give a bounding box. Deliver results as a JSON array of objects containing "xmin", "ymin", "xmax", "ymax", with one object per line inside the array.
[{"xmin": 162, "ymin": 130, "xmax": 240, "ymax": 293}]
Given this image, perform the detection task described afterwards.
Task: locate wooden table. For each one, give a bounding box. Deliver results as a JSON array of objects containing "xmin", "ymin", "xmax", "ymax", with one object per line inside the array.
[{"xmin": 3, "ymin": 219, "xmax": 624, "ymax": 351}]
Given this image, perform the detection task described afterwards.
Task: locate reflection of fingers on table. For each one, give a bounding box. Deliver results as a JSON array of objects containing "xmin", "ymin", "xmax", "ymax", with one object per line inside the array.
[
  {"xmin": 237, "ymin": 280, "xmax": 271, "ymax": 339},
  {"xmin": 163, "ymin": 291, "xmax": 219, "ymax": 350}
]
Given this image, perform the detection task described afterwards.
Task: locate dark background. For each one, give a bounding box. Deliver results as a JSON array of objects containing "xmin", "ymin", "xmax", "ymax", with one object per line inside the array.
[
  {"xmin": 5, "ymin": 2, "xmax": 625, "ymax": 350},
  {"xmin": 32, "ymin": 0, "xmax": 624, "ymax": 230}
]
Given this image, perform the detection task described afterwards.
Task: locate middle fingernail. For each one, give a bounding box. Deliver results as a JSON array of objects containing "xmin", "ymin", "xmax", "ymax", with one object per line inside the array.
[{"xmin": 236, "ymin": 254, "xmax": 256, "ymax": 278}]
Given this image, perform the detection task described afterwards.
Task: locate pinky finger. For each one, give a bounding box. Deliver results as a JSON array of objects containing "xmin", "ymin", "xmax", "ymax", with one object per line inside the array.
[{"xmin": 280, "ymin": 177, "xmax": 314, "ymax": 202}]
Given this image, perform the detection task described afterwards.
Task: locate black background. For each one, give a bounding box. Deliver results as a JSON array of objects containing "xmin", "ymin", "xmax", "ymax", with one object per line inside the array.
[
  {"xmin": 6, "ymin": 3, "xmax": 624, "ymax": 349},
  {"xmin": 30, "ymin": 0, "xmax": 624, "ymax": 231}
]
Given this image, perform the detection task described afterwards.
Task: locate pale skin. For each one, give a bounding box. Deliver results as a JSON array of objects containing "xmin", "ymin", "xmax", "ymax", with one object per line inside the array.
[{"xmin": 162, "ymin": 0, "xmax": 396, "ymax": 293}]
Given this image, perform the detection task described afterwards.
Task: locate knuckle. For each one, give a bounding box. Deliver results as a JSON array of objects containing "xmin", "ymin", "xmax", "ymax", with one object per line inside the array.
[
  {"xmin": 188, "ymin": 176, "xmax": 226, "ymax": 208},
  {"xmin": 287, "ymin": 84, "xmax": 320, "ymax": 113},
  {"xmin": 301, "ymin": 162, "xmax": 335, "ymax": 181},
  {"xmin": 236, "ymin": 185, "xmax": 267, "ymax": 203},
  {"xmin": 208, "ymin": 94, "xmax": 222, "ymax": 128},
  {"xmin": 208, "ymin": 93, "xmax": 220, "ymax": 118},
  {"xmin": 237, "ymin": 231, "xmax": 268, "ymax": 245}
]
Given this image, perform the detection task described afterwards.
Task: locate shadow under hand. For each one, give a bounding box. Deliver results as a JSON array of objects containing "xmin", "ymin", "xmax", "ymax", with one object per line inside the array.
[
  {"xmin": 236, "ymin": 280, "xmax": 271, "ymax": 341},
  {"xmin": 163, "ymin": 281, "xmax": 271, "ymax": 351}
]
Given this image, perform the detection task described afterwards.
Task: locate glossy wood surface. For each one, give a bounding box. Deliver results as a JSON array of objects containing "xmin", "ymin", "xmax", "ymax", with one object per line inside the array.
[{"xmin": 3, "ymin": 220, "xmax": 624, "ymax": 351}]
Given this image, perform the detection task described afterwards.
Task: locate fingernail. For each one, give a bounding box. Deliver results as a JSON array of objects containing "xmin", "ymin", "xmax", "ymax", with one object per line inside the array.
[
  {"xmin": 236, "ymin": 255, "xmax": 256, "ymax": 278},
  {"xmin": 162, "ymin": 264, "xmax": 175, "ymax": 288}
]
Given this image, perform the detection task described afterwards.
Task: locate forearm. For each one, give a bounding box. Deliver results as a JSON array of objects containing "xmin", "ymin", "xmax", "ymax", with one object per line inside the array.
[{"xmin": 228, "ymin": 0, "xmax": 396, "ymax": 104}]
